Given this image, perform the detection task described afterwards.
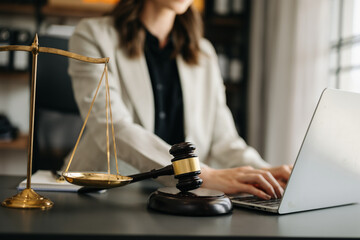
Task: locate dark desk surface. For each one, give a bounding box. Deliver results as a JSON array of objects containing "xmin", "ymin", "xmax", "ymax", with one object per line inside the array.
[{"xmin": 1, "ymin": 175, "xmax": 360, "ymax": 240}]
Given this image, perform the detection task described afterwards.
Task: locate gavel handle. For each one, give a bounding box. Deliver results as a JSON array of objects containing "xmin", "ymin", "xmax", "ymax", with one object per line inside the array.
[
  {"xmin": 128, "ymin": 164, "xmax": 174, "ymax": 183},
  {"xmin": 77, "ymin": 165, "xmax": 174, "ymax": 194}
]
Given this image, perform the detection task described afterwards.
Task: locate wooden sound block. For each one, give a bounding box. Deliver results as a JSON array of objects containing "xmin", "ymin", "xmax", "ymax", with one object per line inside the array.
[{"xmin": 148, "ymin": 187, "xmax": 233, "ymax": 216}]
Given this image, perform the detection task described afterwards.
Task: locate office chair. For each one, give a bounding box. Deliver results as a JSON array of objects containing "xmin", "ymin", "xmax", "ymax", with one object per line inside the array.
[{"xmin": 32, "ymin": 35, "xmax": 82, "ymax": 173}]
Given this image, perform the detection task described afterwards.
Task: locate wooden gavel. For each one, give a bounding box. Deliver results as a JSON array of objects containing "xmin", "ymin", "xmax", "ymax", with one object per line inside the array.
[{"xmin": 78, "ymin": 142, "xmax": 203, "ymax": 193}]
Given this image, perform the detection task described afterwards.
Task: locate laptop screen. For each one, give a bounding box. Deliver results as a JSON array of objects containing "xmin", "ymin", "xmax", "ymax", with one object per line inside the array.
[{"xmin": 279, "ymin": 88, "xmax": 360, "ymax": 214}]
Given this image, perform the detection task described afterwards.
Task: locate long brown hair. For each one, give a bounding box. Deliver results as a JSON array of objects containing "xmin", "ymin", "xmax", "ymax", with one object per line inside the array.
[{"xmin": 111, "ymin": 0, "xmax": 203, "ymax": 65}]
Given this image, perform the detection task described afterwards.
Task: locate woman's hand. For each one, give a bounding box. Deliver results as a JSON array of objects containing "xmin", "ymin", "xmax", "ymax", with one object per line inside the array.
[
  {"xmin": 199, "ymin": 166, "xmax": 285, "ymax": 200},
  {"xmin": 262, "ymin": 165, "xmax": 293, "ymax": 188}
]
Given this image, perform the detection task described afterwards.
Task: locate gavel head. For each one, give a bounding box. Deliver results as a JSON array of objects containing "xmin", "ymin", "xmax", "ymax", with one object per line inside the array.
[{"xmin": 169, "ymin": 142, "xmax": 203, "ymax": 192}]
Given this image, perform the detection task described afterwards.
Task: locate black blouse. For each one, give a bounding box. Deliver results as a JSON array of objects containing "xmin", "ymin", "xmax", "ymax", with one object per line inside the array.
[{"xmin": 144, "ymin": 29, "xmax": 185, "ymax": 145}]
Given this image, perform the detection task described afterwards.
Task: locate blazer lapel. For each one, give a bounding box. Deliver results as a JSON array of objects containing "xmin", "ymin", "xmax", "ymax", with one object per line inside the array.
[{"xmin": 116, "ymin": 50, "xmax": 154, "ymax": 132}]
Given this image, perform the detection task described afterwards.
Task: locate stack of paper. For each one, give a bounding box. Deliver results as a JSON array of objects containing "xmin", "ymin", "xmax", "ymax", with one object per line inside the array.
[{"xmin": 18, "ymin": 170, "xmax": 81, "ymax": 192}]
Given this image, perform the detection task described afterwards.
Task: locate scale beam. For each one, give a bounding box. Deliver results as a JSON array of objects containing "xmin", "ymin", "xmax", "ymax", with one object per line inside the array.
[{"xmin": 0, "ymin": 45, "xmax": 109, "ymax": 64}]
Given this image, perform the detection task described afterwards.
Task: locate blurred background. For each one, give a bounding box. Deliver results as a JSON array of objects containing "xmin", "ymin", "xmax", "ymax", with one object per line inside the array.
[{"xmin": 0, "ymin": 0, "xmax": 357, "ymax": 175}]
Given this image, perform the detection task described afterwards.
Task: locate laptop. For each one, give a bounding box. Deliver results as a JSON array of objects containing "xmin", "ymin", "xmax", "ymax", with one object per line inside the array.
[{"xmin": 231, "ymin": 88, "xmax": 360, "ymax": 214}]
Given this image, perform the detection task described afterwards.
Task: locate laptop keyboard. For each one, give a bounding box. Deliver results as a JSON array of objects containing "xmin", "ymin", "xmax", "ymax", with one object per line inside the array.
[{"xmin": 232, "ymin": 196, "xmax": 282, "ymax": 208}]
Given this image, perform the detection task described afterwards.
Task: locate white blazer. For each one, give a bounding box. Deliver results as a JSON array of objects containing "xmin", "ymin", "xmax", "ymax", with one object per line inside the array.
[{"xmin": 65, "ymin": 16, "xmax": 270, "ymax": 185}]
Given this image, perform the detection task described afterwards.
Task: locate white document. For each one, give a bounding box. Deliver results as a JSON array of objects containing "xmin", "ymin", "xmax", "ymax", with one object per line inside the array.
[{"xmin": 18, "ymin": 170, "xmax": 80, "ymax": 192}]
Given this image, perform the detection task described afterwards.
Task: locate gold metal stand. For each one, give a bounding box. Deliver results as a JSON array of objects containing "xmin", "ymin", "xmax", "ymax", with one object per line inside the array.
[
  {"xmin": 0, "ymin": 35, "xmax": 109, "ymax": 209},
  {"xmin": 2, "ymin": 189, "xmax": 53, "ymax": 209}
]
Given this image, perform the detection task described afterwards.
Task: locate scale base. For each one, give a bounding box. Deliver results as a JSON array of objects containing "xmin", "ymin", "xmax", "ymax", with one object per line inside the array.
[
  {"xmin": 148, "ymin": 187, "xmax": 232, "ymax": 216},
  {"xmin": 1, "ymin": 188, "xmax": 53, "ymax": 209}
]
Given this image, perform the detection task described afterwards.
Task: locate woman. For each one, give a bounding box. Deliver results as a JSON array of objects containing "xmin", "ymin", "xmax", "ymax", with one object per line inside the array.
[{"xmin": 66, "ymin": 0, "xmax": 291, "ymax": 200}]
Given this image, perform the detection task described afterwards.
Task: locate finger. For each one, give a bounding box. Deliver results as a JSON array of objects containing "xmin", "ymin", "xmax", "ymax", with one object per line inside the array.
[
  {"xmin": 277, "ymin": 180, "xmax": 287, "ymax": 188},
  {"xmin": 237, "ymin": 173, "xmax": 277, "ymax": 199},
  {"xmin": 235, "ymin": 166, "xmax": 254, "ymax": 172},
  {"xmin": 272, "ymin": 165, "xmax": 292, "ymax": 181},
  {"xmin": 257, "ymin": 170, "xmax": 284, "ymax": 198},
  {"xmin": 243, "ymin": 169, "xmax": 284, "ymax": 198},
  {"xmin": 238, "ymin": 183, "xmax": 272, "ymax": 200}
]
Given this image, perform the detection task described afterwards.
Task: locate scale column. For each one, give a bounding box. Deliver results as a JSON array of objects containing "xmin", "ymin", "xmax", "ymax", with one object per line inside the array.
[{"xmin": 1, "ymin": 35, "xmax": 53, "ymax": 209}]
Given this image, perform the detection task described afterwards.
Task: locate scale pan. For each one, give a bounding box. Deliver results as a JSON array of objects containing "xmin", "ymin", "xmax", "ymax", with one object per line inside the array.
[{"xmin": 62, "ymin": 172, "xmax": 133, "ymax": 188}]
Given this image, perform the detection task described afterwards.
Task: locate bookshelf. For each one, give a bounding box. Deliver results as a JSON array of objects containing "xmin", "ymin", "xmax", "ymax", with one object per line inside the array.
[
  {"xmin": 204, "ymin": 0, "xmax": 251, "ymax": 140},
  {"xmin": 0, "ymin": 134, "xmax": 28, "ymax": 150},
  {"xmin": 0, "ymin": 3, "xmax": 35, "ymax": 15},
  {"xmin": 0, "ymin": 2, "xmax": 110, "ymax": 18},
  {"xmin": 0, "ymin": 71, "xmax": 29, "ymax": 83}
]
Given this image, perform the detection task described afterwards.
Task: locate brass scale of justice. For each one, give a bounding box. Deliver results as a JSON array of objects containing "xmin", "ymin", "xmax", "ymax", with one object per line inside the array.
[{"xmin": 0, "ymin": 35, "xmax": 232, "ymax": 216}]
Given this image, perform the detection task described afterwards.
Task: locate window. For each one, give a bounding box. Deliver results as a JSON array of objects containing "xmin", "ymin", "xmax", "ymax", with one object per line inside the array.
[{"xmin": 330, "ymin": 0, "xmax": 360, "ymax": 91}]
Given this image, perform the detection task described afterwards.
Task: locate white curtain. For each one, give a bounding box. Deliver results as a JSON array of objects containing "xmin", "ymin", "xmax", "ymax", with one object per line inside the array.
[{"xmin": 248, "ymin": 0, "xmax": 331, "ymax": 165}]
